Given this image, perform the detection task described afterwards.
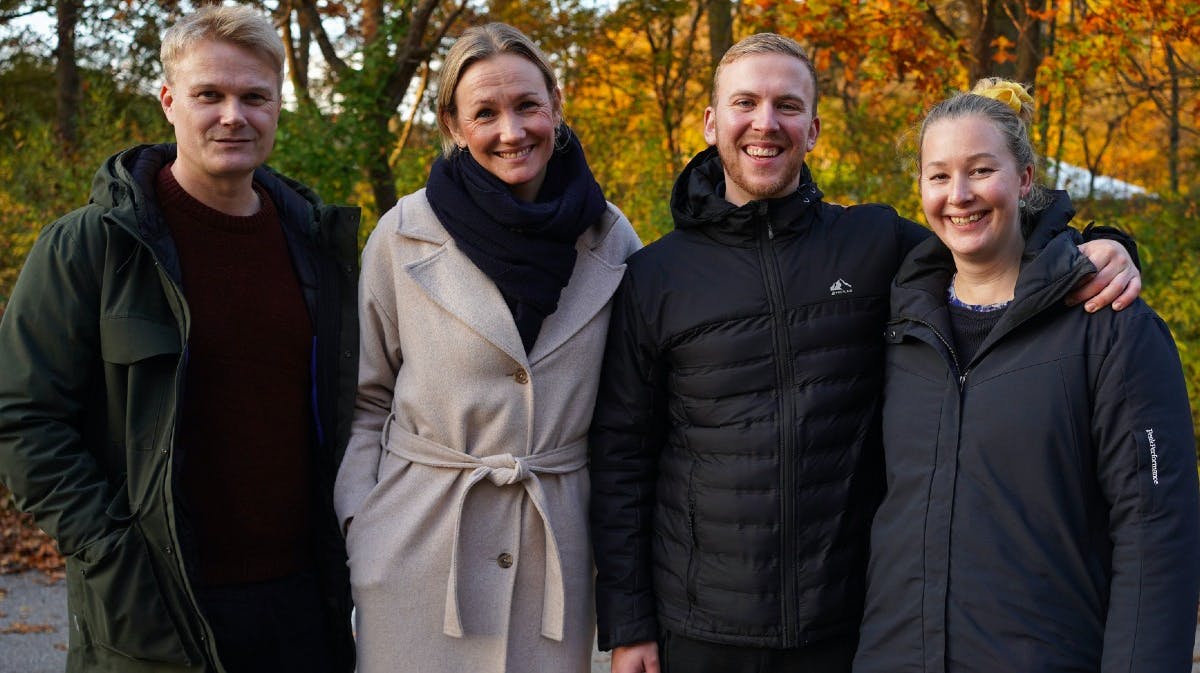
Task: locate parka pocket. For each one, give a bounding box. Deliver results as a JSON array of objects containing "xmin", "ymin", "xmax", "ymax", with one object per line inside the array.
[
  {"xmin": 99, "ymin": 316, "xmax": 181, "ymax": 365},
  {"xmin": 68, "ymin": 523, "xmax": 190, "ymax": 664},
  {"xmin": 99, "ymin": 316, "xmax": 182, "ymax": 453}
]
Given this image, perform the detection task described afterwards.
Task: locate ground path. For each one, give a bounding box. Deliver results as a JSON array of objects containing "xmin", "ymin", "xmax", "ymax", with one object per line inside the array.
[{"xmin": 0, "ymin": 572, "xmax": 1193, "ymax": 673}]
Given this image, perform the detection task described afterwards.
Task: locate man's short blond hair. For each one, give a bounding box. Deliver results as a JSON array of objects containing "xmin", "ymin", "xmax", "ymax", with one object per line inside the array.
[
  {"xmin": 160, "ymin": 5, "xmax": 285, "ymax": 90},
  {"xmin": 712, "ymin": 33, "xmax": 819, "ymax": 114}
]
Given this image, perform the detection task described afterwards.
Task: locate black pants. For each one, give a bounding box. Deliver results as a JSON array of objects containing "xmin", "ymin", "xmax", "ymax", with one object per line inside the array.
[
  {"xmin": 195, "ymin": 571, "xmax": 334, "ymax": 673},
  {"xmin": 659, "ymin": 629, "xmax": 856, "ymax": 673}
]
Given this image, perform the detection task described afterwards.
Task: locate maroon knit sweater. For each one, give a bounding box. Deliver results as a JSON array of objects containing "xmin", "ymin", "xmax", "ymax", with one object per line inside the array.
[{"xmin": 158, "ymin": 166, "xmax": 315, "ymax": 586}]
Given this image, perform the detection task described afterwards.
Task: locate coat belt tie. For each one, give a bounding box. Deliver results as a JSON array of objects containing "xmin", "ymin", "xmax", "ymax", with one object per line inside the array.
[{"xmin": 384, "ymin": 426, "xmax": 587, "ymax": 642}]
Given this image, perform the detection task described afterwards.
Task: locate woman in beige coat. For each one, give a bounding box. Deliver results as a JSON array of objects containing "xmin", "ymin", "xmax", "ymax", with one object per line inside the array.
[{"xmin": 334, "ymin": 23, "xmax": 641, "ymax": 673}]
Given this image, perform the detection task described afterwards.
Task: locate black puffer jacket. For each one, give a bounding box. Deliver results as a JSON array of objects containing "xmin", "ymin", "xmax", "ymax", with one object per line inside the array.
[
  {"xmin": 853, "ymin": 192, "xmax": 1200, "ymax": 673},
  {"xmin": 589, "ymin": 147, "xmax": 930, "ymax": 651}
]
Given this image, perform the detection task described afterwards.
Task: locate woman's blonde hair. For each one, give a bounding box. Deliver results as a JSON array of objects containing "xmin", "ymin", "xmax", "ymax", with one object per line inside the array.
[{"xmin": 435, "ymin": 22, "xmax": 561, "ymax": 157}]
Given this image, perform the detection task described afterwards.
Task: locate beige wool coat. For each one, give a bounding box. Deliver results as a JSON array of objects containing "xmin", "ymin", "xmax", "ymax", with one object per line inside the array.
[{"xmin": 334, "ymin": 189, "xmax": 641, "ymax": 673}]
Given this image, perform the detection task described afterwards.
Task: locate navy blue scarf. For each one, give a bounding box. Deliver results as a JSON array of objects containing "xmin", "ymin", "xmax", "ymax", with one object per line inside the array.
[{"xmin": 426, "ymin": 126, "xmax": 606, "ymax": 353}]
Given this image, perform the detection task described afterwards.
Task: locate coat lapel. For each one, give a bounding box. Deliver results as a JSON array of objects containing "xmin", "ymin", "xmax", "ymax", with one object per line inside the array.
[
  {"xmin": 528, "ymin": 213, "xmax": 627, "ymax": 364},
  {"xmin": 398, "ymin": 191, "xmax": 627, "ymax": 368},
  {"xmin": 399, "ymin": 192, "xmax": 528, "ymax": 366}
]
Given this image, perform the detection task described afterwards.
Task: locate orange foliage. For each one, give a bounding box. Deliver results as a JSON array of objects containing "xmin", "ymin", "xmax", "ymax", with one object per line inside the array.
[{"xmin": 991, "ymin": 35, "xmax": 1015, "ymax": 64}]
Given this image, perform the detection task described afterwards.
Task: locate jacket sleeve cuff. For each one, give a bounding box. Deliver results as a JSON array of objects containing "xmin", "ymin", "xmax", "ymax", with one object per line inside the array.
[{"xmin": 600, "ymin": 615, "xmax": 659, "ymax": 652}]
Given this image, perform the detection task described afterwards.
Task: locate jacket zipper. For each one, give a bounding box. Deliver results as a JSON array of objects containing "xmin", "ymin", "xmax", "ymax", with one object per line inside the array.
[
  {"xmin": 903, "ymin": 317, "xmax": 967, "ymax": 389},
  {"xmin": 756, "ymin": 205, "xmax": 799, "ymax": 646}
]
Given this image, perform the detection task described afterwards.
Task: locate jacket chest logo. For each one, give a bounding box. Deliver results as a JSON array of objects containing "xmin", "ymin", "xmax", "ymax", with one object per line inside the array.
[{"xmin": 829, "ymin": 278, "xmax": 854, "ymax": 296}]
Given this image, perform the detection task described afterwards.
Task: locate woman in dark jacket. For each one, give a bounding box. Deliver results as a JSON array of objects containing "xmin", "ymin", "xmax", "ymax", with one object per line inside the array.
[{"xmin": 853, "ymin": 79, "xmax": 1200, "ymax": 673}]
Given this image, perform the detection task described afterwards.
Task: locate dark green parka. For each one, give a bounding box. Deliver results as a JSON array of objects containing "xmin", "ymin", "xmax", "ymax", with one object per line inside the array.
[{"xmin": 0, "ymin": 144, "xmax": 359, "ymax": 673}]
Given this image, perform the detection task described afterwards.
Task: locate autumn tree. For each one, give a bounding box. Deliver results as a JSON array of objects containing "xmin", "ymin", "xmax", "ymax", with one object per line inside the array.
[
  {"xmin": 2, "ymin": 0, "xmax": 172, "ymax": 152},
  {"xmin": 273, "ymin": 0, "xmax": 471, "ymax": 213},
  {"xmin": 1038, "ymin": 0, "xmax": 1199, "ymax": 198},
  {"xmin": 563, "ymin": 0, "xmax": 713, "ymax": 238}
]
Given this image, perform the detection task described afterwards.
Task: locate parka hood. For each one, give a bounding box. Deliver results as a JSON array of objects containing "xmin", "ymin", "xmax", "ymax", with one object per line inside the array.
[
  {"xmin": 88, "ymin": 144, "xmax": 342, "ymax": 286},
  {"xmin": 92, "ymin": 144, "xmax": 327, "ymax": 236}
]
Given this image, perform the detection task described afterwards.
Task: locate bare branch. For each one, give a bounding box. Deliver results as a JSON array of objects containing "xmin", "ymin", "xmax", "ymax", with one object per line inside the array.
[
  {"xmin": 0, "ymin": 4, "xmax": 51, "ymax": 22},
  {"xmin": 296, "ymin": 0, "xmax": 348, "ymax": 75}
]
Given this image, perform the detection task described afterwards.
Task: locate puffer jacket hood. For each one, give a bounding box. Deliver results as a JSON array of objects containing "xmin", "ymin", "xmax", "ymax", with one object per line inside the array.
[{"xmin": 670, "ymin": 146, "xmax": 823, "ymax": 243}]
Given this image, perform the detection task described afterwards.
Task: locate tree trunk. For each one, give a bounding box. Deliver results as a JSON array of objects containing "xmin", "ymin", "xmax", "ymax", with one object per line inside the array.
[
  {"xmin": 366, "ymin": 112, "xmax": 399, "ymax": 213},
  {"xmin": 54, "ymin": 0, "xmax": 80, "ymax": 152},
  {"xmin": 363, "ymin": 0, "xmax": 384, "ymax": 43},
  {"xmin": 282, "ymin": 3, "xmax": 313, "ymax": 106},
  {"xmin": 966, "ymin": 0, "xmax": 991, "ymax": 82},
  {"xmin": 1013, "ymin": 0, "xmax": 1044, "ymax": 85},
  {"xmin": 1165, "ymin": 41, "xmax": 1181, "ymax": 195},
  {"xmin": 707, "ymin": 0, "xmax": 732, "ymax": 70}
]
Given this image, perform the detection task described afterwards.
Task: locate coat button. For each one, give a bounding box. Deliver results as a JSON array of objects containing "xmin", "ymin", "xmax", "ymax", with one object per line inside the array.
[
  {"xmin": 497, "ymin": 552, "xmax": 513, "ymax": 568},
  {"xmin": 513, "ymin": 369, "xmax": 529, "ymax": 384}
]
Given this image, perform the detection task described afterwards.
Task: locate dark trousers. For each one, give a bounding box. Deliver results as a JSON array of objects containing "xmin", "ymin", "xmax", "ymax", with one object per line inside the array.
[
  {"xmin": 195, "ymin": 571, "xmax": 334, "ymax": 673},
  {"xmin": 659, "ymin": 629, "xmax": 856, "ymax": 673}
]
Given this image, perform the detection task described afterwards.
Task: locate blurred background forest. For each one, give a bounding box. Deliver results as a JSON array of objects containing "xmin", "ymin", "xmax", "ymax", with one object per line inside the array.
[{"xmin": 0, "ymin": 0, "xmax": 1198, "ymax": 446}]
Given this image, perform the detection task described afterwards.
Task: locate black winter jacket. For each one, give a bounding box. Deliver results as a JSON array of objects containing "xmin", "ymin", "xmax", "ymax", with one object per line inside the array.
[
  {"xmin": 853, "ymin": 193, "xmax": 1200, "ymax": 673},
  {"xmin": 589, "ymin": 147, "xmax": 930, "ymax": 651},
  {"xmin": 0, "ymin": 145, "xmax": 360, "ymax": 673}
]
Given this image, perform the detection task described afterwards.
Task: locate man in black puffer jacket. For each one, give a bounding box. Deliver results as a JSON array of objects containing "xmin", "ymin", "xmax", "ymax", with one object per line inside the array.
[{"xmin": 588, "ymin": 33, "xmax": 1141, "ymax": 673}]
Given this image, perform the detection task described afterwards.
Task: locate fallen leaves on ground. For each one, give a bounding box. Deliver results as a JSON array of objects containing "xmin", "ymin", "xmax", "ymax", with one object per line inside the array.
[
  {"xmin": 0, "ymin": 487, "xmax": 64, "ymax": 579},
  {"xmin": 0, "ymin": 621, "xmax": 56, "ymax": 635}
]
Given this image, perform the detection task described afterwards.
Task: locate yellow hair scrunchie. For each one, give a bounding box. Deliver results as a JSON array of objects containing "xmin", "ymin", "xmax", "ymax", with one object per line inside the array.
[{"xmin": 975, "ymin": 81, "xmax": 1033, "ymax": 115}]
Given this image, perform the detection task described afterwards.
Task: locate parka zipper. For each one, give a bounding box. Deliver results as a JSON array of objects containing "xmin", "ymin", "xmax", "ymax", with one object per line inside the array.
[
  {"xmin": 150, "ymin": 251, "xmax": 224, "ymax": 670},
  {"xmin": 899, "ymin": 317, "xmax": 968, "ymax": 389},
  {"xmin": 755, "ymin": 204, "xmax": 799, "ymax": 646}
]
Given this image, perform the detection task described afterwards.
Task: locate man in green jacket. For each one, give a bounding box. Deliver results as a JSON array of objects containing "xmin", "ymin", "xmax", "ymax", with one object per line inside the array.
[{"xmin": 0, "ymin": 6, "xmax": 358, "ymax": 673}]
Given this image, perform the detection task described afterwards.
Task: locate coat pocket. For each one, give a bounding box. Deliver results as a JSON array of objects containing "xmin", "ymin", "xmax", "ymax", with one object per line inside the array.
[
  {"xmin": 99, "ymin": 316, "xmax": 181, "ymax": 364},
  {"xmin": 68, "ymin": 523, "xmax": 190, "ymax": 664}
]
